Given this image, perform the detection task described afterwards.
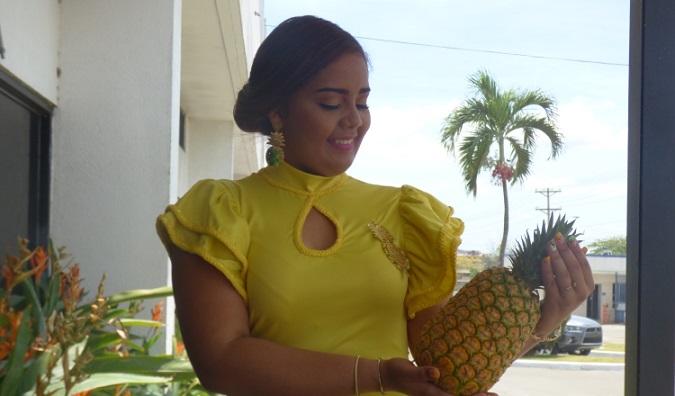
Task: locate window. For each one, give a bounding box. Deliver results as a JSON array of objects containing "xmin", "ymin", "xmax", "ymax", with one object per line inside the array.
[{"xmin": 0, "ymin": 69, "xmax": 52, "ymax": 249}]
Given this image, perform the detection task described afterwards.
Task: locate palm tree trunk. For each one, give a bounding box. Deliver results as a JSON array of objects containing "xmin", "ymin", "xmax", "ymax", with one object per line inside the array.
[
  {"xmin": 497, "ymin": 138, "xmax": 509, "ymax": 266},
  {"xmin": 499, "ymin": 178, "xmax": 509, "ymax": 266}
]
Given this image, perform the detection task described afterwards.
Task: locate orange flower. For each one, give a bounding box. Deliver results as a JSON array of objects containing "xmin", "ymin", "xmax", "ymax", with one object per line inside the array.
[
  {"xmin": 151, "ymin": 301, "xmax": 164, "ymax": 323},
  {"xmin": 61, "ymin": 264, "xmax": 84, "ymax": 313},
  {"xmin": 176, "ymin": 341, "xmax": 185, "ymax": 356},
  {"xmin": 0, "ymin": 309, "xmax": 25, "ymax": 361},
  {"xmin": 1, "ymin": 265, "xmax": 12, "ymax": 289},
  {"xmin": 29, "ymin": 246, "xmax": 48, "ymax": 282},
  {"xmin": 0, "ymin": 342, "xmax": 9, "ymax": 361}
]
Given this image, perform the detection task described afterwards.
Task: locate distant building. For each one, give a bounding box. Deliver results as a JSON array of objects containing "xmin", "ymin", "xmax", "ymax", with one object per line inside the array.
[{"xmin": 584, "ymin": 254, "xmax": 626, "ymax": 324}]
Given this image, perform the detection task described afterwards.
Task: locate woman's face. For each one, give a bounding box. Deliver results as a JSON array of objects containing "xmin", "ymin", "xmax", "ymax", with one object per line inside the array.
[{"xmin": 269, "ymin": 53, "xmax": 371, "ymax": 177}]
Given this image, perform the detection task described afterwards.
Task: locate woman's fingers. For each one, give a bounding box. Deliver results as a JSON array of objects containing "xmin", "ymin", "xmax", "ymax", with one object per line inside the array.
[{"xmin": 546, "ymin": 232, "xmax": 591, "ymax": 302}]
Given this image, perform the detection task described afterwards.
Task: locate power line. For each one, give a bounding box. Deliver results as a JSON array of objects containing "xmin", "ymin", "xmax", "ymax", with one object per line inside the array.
[
  {"xmin": 355, "ymin": 36, "xmax": 628, "ymax": 67},
  {"xmin": 264, "ymin": 24, "xmax": 628, "ymax": 67}
]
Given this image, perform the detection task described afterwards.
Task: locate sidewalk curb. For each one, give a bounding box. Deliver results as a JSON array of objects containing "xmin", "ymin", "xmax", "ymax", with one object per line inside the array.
[{"xmin": 513, "ymin": 360, "xmax": 625, "ymax": 371}]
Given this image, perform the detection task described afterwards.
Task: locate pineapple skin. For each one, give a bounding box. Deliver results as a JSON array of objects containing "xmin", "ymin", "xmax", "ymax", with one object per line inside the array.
[{"xmin": 414, "ymin": 267, "xmax": 540, "ymax": 396}]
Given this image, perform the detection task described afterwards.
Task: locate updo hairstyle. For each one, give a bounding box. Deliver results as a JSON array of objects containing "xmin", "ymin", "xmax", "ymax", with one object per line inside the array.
[{"xmin": 233, "ymin": 15, "xmax": 368, "ymax": 135}]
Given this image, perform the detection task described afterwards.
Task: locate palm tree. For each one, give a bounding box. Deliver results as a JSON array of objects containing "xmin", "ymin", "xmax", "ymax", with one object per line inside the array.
[{"xmin": 441, "ymin": 70, "xmax": 564, "ymax": 266}]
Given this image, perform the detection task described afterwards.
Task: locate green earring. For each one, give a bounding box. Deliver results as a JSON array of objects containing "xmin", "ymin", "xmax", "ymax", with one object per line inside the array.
[{"xmin": 265, "ymin": 129, "xmax": 285, "ymax": 167}]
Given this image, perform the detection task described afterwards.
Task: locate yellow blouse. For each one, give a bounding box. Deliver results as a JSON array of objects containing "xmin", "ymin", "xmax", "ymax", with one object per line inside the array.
[{"xmin": 157, "ymin": 162, "xmax": 463, "ymax": 395}]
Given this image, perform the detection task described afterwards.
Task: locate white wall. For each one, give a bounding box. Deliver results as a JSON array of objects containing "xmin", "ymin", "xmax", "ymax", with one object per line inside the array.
[
  {"xmin": 0, "ymin": 0, "xmax": 60, "ymax": 103},
  {"xmin": 186, "ymin": 118, "xmax": 235, "ymax": 188},
  {"xmin": 51, "ymin": 0, "xmax": 181, "ymax": 302},
  {"xmin": 239, "ymin": 0, "xmax": 265, "ymax": 71}
]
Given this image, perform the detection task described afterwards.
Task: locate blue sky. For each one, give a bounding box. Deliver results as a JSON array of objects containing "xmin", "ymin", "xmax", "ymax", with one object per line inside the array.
[{"xmin": 265, "ymin": 1, "xmax": 630, "ymax": 253}]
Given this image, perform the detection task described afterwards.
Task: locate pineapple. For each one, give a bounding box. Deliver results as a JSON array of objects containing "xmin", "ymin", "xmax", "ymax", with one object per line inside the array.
[{"xmin": 414, "ymin": 215, "xmax": 579, "ymax": 395}]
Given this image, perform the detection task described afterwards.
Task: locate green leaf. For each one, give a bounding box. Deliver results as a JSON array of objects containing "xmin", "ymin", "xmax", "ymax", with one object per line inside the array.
[
  {"xmin": 0, "ymin": 307, "xmax": 33, "ymax": 396},
  {"xmin": 13, "ymin": 350, "xmax": 50, "ymax": 395},
  {"xmin": 46, "ymin": 336, "xmax": 89, "ymax": 384},
  {"xmin": 100, "ymin": 308, "xmax": 132, "ymax": 321},
  {"xmin": 107, "ymin": 287, "xmax": 173, "ymax": 305},
  {"xmin": 45, "ymin": 373, "xmax": 171, "ymax": 395},
  {"xmin": 119, "ymin": 318, "xmax": 165, "ymax": 328},
  {"xmin": 84, "ymin": 355, "xmax": 197, "ymax": 380},
  {"xmin": 87, "ymin": 332, "xmax": 123, "ymax": 352},
  {"xmin": 18, "ymin": 280, "xmax": 47, "ymax": 340},
  {"xmin": 0, "ymin": 313, "xmax": 9, "ymax": 328},
  {"xmin": 43, "ymin": 272, "xmax": 63, "ymax": 315}
]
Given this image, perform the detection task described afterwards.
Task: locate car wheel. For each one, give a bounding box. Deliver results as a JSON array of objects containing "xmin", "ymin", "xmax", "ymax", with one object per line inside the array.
[
  {"xmin": 552, "ymin": 343, "xmax": 560, "ymax": 355},
  {"xmin": 534, "ymin": 345, "xmax": 554, "ymax": 355},
  {"xmin": 578, "ymin": 349, "xmax": 592, "ymax": 356}
]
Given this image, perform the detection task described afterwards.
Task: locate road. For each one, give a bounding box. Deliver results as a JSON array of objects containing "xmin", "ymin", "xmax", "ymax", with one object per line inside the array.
[
  {"xmin": 490, "ymin": 366, "xmax": 624, "ymax": 396},
  {"xmin": 490, "ymin": 324, "xmax": 626, "ymax": 395}
]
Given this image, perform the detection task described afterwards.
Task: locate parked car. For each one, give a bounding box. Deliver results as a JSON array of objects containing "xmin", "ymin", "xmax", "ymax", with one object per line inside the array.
[
  {"xmin": 530, "ymin": 315, "xmax": 603, "ymax": 356},
  {"xmin": 556, "ymin": 315, "xmax": 603, "ymax": 355}
]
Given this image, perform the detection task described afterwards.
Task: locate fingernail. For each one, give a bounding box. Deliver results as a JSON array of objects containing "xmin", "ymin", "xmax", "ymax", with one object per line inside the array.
[
  {"xmin": 582, "ymin": 246, "xmax": 588, "ymax": 254},
  {"xmin": 428, "ymin": 368, "xmax": 440, "ymax": 380},
  {"xmin": 567, "ymin": 234, "xmax": 577, "ymax": 243},
  {"xmin": 543, "ymin": 256, "xmax": 551, "ymax": 264},
  {"xmin": 555, "ymin": 232, "xmax": 563, "ymax": 240},
  {"xmin": 549, "ymin": 240, "xmax": 557, "ymax": 252}
]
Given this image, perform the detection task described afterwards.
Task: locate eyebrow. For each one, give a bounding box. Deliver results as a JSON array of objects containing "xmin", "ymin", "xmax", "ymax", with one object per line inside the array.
[{"xmin": 315, "ymin": 87, "xmax": 371, "ymax": 94}]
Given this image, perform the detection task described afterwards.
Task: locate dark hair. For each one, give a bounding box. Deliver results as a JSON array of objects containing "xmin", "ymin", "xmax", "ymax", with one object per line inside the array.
[{"xmin": 233, "ymin": 15, "xmax": 368, "ymax": 134}]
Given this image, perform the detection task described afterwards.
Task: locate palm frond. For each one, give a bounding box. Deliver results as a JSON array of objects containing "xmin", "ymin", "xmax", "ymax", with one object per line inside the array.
[
  {"xmin": 458, "ymin": 128, "xmax": 494, "ymax": 196},
  {"xmin": 505, "ymin": 136, "xmax": 533, "ymax": 183}
]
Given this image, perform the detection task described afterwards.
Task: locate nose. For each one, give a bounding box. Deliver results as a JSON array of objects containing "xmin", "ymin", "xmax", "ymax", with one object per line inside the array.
[{"xmin": 341, "ymin": 104, "xmax": 363, "ymax": 128}]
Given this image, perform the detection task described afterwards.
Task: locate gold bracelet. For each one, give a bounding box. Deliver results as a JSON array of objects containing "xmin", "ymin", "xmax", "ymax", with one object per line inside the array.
[
  {"xmin": 354, "ymin": 355, "xmax": 361, "ymax": 396},
  {"xmin": 377, "ymin": 358, "xmax": 385, "ymax": 394},
  {"xmin": 530, "ymin": 323, "xmax": 562, "ymax": 342}
]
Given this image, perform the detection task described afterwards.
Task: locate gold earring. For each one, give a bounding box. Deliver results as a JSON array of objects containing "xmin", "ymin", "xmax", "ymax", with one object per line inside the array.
[{"xmin": 265, "ymin": 126, "xmax": 285, "ymax": 167}]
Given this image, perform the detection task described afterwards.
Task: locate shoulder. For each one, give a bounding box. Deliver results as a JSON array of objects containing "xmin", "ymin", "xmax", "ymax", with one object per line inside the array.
[{"xmin": 343, "ymin": 175, "xmax": 403, "ymax": 197}]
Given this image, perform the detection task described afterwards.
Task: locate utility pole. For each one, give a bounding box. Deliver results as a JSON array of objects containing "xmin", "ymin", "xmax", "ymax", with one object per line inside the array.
[{"xmin": 535, "ymin": 188, "xmax": 561, "ymax": 222}]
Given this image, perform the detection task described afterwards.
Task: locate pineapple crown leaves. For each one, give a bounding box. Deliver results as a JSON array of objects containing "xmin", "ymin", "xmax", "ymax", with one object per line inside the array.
[{"xmin": 509, "ymin": 214, "xmax": 582, "ymax": 291}]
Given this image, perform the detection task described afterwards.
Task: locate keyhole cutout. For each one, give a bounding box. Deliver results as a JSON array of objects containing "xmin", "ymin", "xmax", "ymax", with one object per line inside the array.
[{"xmin": 302, "ymin": 207, "xmax": 337, "ymax": 250}]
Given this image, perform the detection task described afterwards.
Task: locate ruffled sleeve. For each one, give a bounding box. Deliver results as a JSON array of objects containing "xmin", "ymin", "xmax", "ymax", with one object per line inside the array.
[
  {"xmin": 156, "ymin": 179, "xmax": 250, "ymax": 301},
  {"xmin": 399, "ymin": 185, "xmax": 464, "ymax": 319}
]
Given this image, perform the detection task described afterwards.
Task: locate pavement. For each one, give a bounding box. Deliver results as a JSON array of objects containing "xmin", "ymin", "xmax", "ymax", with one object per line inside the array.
[
  {"xmin": 490, "ymin": 324, "xmax": 627, "ymax": 395},
  {"xmin": 513, "ymin": 323, "xmax": 626, "ymax": 371}
]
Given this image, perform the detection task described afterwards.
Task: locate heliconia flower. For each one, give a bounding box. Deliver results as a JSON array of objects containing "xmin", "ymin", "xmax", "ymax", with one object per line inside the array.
[
  {"xmin": 0, "ymin": 342, "xmax": 9, "ymax": 361},
  {"xmin": 151, "ymin": 301, "xmax": 164, "ymax": 323},
  {"xmin": 29, "ymin": 246, "xmax": 49, "ymax": 282},
  {"xmin": 1, "ymin": 265, "xmax": 12, "ymax": 289},
  {"xmin": 0, "ymin": 309, "xmax": 25, "ymax": 361},
  {"xmin": 60, "ymin": 264, "xmax": 84, "ymax": 313}
]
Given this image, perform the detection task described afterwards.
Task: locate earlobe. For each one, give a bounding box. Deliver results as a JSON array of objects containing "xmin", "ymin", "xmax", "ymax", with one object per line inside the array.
[{"xmin": 267, "ymin": 109, "xmax": 283, "ymax": 131}]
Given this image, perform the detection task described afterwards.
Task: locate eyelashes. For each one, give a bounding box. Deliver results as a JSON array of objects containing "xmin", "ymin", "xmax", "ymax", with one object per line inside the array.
[{"xmin": 319, "ymin": 103, "xmax": 370, "ymax": 110}]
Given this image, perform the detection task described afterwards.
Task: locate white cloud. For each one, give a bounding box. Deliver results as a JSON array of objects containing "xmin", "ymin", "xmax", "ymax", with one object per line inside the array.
[{"xmin": 557, "ymin": 97, "xmax": 627, "ymax": 150}]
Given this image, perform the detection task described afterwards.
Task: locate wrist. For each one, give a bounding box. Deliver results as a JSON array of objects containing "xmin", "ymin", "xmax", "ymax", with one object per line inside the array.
[
  {"xmin": 356, "ymin": 358, "xmax": 385, "ymax": 395},
  {"xmin": 531, "ymin": 322, "xmax": 562, "ymax": 342}
]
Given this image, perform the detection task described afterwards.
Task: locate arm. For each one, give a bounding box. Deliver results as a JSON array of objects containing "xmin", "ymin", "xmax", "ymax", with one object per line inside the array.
[
  {"xmin": 517, "ymin": 234, "xmax": 595, "ymax": 358},
  {"xmin": 170, "ymin": 244, "xmax": 454, "ymax": 396}
]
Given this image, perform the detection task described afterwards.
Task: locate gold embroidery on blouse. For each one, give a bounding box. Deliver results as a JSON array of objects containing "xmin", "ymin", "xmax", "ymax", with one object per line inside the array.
[{"xmin": 368, "ymin": 222, "xmax": 411, "ymax": 271}]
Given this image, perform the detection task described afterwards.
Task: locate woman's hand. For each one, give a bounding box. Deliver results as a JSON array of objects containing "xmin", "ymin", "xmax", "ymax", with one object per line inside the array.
[
  {"xmin": 536, "ymin": 232, "xmax": 595, "ymax": 337},
  {"xmin": 380, "ymin": 358, "xmax": 498, "ymax": 396}
]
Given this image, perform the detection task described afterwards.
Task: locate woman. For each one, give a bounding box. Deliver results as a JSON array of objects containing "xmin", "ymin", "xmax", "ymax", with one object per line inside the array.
[{"xmin": 157, "ymin": 16, "xmax": 593, "ymax": 396}]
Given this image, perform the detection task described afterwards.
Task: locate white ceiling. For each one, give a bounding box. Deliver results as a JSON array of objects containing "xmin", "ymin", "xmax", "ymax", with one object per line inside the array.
[{"xmin": 181, "ymin": 0, "xmax": 248, "ymax": 121}]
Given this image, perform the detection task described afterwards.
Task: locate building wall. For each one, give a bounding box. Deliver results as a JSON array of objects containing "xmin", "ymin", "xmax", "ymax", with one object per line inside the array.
[
  {"xmin": 587, "ymin": 255, "xmax": 627, "ymax": 323},
  {"xmin": 0, "ymin": 0, "xmax": 59, "ymax": 104},
  {"xmin": 186, "ymin": 119, "xmax": 235, "ymax": 189},
  {"xmin": 50, "ymin": 1, "xmax": 182, "ymax": 302}
]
